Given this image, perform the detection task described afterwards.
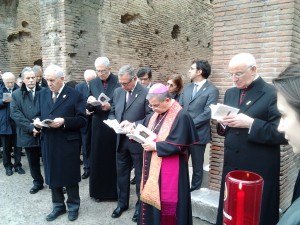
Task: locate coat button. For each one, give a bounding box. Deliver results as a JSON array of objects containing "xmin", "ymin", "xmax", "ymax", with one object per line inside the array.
[{"xmin": 235, "ymin": 131, "xmax": 239, "ymax": 135}]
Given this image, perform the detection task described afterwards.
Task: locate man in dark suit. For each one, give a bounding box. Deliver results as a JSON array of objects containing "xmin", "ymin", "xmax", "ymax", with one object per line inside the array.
[
  {"xmin": 215, "ymin": 53, "xmax": 287, "ymax": 225},
  {"xmin": 34, "ymin": 64, "xmax": 86, "ymax": 222},
  {"xmin": 0, "ymin": 72, "xmax": 24, "ymax": 176},
  {"xmin": 10, "ymin": 67, "xmax": 44, "ymax": 194},
  {"xmin": 109, "ymin": 65, "xmax": 152, "ymax": 222},
  {"xmin": 87, "ymin": 57, "xmax": 120, "ymax": 202},
  {"xmin": 180, "ymin": 60, "xmax": 219, "ymax": 192},
  {"xmin": 75, "ymin": 69, "xmax": 96, "ymax": 179}
]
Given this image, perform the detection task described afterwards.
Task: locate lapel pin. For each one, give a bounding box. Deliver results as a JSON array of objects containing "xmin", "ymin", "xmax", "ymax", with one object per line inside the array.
[
  {"xmin": 63, "ymin": 95, "xmax": 66, "ymax": 98},
  {"xmin": 246, "ymin": 101, "xmax": 251, "ymax": 105},
  {"xmin": 135, "ymin": 94, "xmax": 138, "ymax": 98}
]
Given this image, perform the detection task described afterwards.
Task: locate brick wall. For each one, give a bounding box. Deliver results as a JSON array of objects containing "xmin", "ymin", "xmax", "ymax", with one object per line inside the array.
[
  {"xmin": 211, "ymin": 0, "xmax": 299, "ymax": 211},
  {"xmin": 0, "ymin": 0, "xmax": 41, "ymax": 75}
]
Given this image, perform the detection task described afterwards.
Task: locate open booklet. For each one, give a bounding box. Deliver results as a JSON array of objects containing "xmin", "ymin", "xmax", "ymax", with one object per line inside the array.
[
  {"xmin": 90, "ymin": 92, "xmax": 111, "ymax": 106},
  {"xmin": 2, "ymin": 93, "xmax": 12, "ymax": 102},
  {"xmin": 103, "ymin": 119, "xmax": 126, "ymax": 134},
  {"xmin": 210, "ymin": 103, "xmax": 239, "ymax": 120},
  {"xmin": 33, "ymin": 119, "xmax": 54, "ymax": 128},
  {"xmin": 126, "ymin": 124, "xmax": 157, "ymax": 144}
]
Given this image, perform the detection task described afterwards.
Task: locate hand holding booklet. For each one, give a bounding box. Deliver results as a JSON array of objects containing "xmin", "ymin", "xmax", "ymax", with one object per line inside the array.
[
  {"xmin": 90, "ymin": 93, "xmax": 111, "ymax": 106},
  {"xmin": 210, "ymin": 103, "xmax": 239, "ymax": 121},
  {"xmin": 126, "ymin": 124, "xmax": 157, "ymax": 144},
  {"xmin": 103, "ymin": 119, "xmax": 126, "ymax": 134},
  {"xmin": 33, "ymin": 118, "xmax": 54, "ymax": 128}
]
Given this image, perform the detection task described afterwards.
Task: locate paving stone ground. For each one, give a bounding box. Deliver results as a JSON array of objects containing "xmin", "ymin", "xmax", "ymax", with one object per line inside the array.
[{"xmin": 0, "ymin": 154, "xmax": 211, "ymax": 225}]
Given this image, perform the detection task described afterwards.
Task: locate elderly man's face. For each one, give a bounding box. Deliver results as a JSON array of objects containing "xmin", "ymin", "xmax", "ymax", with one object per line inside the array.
[
  {"xmin": 3, "ymin": 74, "xmax": 15, "ymax": 89},
  {"xmin": 95, "ymin": 64, "xmax": 110, "ymax": 81},
  {"xmin": 148, "ymin": 97, "xmax": 170, "ymax": 114},
  {"xmin": 119, "ymin": 74, "xmax": 136, "ymax": 92},
  {"xmin": 45, "ymin": 71, "xmax": 64, "ymax": 93},
  {"xmin": 23, "ymin": 71, "xmax": 36, "ymax": 89},
  {"xmin": 228, "ymin": 62, "xmax": 256, "ymax": 89}
]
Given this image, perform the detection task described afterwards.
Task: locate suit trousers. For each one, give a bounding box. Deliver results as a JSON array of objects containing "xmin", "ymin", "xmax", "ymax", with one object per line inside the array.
[
  {"xmin": 80, "ymin": 121, "xmax": 91, "ymax": 173},
  {"xmin": 25, "ymin": 147, "xmax": 44, "ymax": 187},
  {"xmin": 1, "ymin": 134, "xmax": 22, "ymax": 169},
  {"xmin": 51, "ymin": 183, "xmax": 80, "ymax": 212},
  {"xmin": 116, "ymin": 135, "xmax": 143, "ymax": 210},
  {"xmin": 190, "ymin": 143, "xmax": 206, "ymax": 190}
]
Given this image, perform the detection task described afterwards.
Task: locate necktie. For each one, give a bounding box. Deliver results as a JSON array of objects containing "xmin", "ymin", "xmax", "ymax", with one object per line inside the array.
[
  {"xmin": 103, "ymin": 80, "xmax": 107, "ymax": 90},
  {"xmin": 8, "ymin": 88, "xmax": 12, "ymax": 93},
  {"xmin": 53, "ymin": 92, "xmax": 58, "ymax": 103},
  {"xmin": 239, "ymin": 89, "xmax": 247, "ymax": 105},
  {"xmin": 192, "ymin": 84, "xmax": 198, "ymax": 99},
  {"xmin": 126, "ymin": 91, "xmax": 134, "ymax": 105},
  {"xmin": 29, "ymin": 90, "xmax": 34, "ymax": 100}
]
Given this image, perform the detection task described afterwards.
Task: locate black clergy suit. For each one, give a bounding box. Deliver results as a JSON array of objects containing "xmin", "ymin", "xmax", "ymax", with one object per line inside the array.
[
  {"xmin": 88, "ymin": 74, "xmax": 120, "ymax": 200},
  {"xmin": 109, "ymin": 82, "xmax": 152, "ymax": 211},
  {"xmin": 37, "ymin": 85, "xmax": 86, "ymax": 212},
  {"xmin": 216, "ymin": 77, "xmax": 287, "ymax": 225}
]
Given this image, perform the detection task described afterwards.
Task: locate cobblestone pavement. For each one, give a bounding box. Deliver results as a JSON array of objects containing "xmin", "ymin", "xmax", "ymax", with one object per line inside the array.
[{"xmin": 0, "ymin": 154, "xmax": 211, "ymax": 225}]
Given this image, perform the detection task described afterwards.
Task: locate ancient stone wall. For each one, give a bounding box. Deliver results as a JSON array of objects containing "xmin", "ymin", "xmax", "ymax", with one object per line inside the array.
[{"xmin": 0, "ymin": 0, "xmax": 41, "ymax": 76}]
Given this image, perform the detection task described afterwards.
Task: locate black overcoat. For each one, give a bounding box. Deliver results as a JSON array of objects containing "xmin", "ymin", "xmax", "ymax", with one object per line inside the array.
[
  {"xmin": 216, "ymin": 77, "xmax": 287, "ymax": 225},
  {"xmin": 37, "ymin": 85, "xmax": 86, "ymax": 188}
]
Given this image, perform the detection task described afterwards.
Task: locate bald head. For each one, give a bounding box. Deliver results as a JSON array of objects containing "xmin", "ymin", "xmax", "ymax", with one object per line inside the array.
[
  {"xmin": 84, "ymin": 70, "xmax": 97, "ymax": 83},
  {"xmin": 229, "ymin": 53, "xmax": 256, "ymax": 68}
]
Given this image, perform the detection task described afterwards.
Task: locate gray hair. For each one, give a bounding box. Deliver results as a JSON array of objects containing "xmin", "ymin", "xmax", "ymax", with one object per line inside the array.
[
  {"xmin": 44, "ymin": 64, "xmax": 64, "ymax": 78},
  {"xmin": 21, "ymin": 67, "xmax": 34, "ymax": 79},
  {"xmin": 146, "ymin": 91, "xmax": 171, "ymax": 102},
  {"xmin": 94, "ymin": 57, "xmax": 110, "ymax": 68},
  {"xmin": 2, "ymin": 72, "xmax": 15, "ymax": 81},
  {"xmin": 118, "ymin": 65, "xmax": 135, "ymax": 79}
]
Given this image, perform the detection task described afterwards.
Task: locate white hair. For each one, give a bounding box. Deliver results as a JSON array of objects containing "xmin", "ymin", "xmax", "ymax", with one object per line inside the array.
[
  {"xmin": 94, "ymin": 57, "xmax": 110, "ymax": 67},
  {"xmin": 44, "ymin": 64, "xmax": 64, "ymax": 78},
  {"xmin": 229, "ymin": 53, "xmax": 257, "ymax": 67}
]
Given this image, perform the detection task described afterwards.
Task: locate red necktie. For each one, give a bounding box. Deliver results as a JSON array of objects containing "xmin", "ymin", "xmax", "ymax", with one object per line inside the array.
[{"xmin": 239, "ymin": 89, "xmax": 247, "ymax": 105}]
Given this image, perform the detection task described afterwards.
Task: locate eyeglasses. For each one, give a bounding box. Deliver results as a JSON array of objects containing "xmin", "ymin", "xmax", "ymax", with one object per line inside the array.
[
  {"xmin": 228, "ymin": 65, "xmax": 254, "ymax": 78},
  {"xmin": 166, "ymin": 82, "xmax": 175, "ymax": 87},
  {"xmin": 148, "ymin": 102, "xmax": 161, "ymax": 109},
  {"xmin": 139, "ymin": 77, "xmax": 149, "ymax": 81},
  {"xmin": 119, "ymin": 78, "xmax": 133, "ymax": 86},
  {"xmin": 96, "ymin": 69, "xmax": 108, "ymax": 74}
]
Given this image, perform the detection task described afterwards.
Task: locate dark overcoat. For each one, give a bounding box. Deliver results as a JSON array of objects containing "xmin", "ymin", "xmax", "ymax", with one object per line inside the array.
[
  {"xmin": 37, "ymin": 85, "xmax": 86, "ymax": 188},
  {"xmin": 216, "ymin": 77, "xmax": 287, "ymax": 225},
  {"xmin": 10, "ymin": 83, "xmax": 43, "ymax": 147}
]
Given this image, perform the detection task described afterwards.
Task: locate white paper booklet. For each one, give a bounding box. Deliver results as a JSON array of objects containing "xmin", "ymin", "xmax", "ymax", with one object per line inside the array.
[
  {"xmin": 103, "ymin": 119, "xmax": 126, "ymax": 134},
  {"xmin": 210, "ymin": 103, "xmax": 239, "ymax": 120},
  {"xmin": 33, "ymin": 119, "xmax": 54, "ymax": 128},
  {"xmin": 126, "ymin": 124, "xmax": 157, "ymax": 144},
  {"xmin": 90, "ymin": 93, "xmax": 111, "ymax": 106},
  {"xmin": 2, "ymin": 93, "xmax": 12, "ymax": 102}
]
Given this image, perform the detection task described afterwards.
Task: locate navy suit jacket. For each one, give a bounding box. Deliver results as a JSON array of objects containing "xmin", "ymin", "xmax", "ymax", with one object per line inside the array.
[{"xmin": 179, "ymin": 80, "xmax": 219, "ymax": 144}]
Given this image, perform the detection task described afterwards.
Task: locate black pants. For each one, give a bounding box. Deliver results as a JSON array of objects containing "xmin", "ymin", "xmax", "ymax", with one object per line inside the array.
[
  {"xmin": 116, "ymin": 136, "xmax": 143, "ymax": 210},
  {"xmin": 51, "ymin": 183, "xmax": 80, "ymax": 212},
  {"xmin": 25, "ymin": 147, "xmax": 44, "ymax": 186},
  {"xmin": 1, "ymin": 134, "xmax": 22, "ymax": 169},
  {"xmin": 190, "ymin": 143, "xmax": 206, "ymax": 189}
]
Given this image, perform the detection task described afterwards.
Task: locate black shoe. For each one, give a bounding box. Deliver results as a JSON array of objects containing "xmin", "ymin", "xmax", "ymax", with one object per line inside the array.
[
  {"xmin": 130, "ymin": 177, "xmax": 136, "ymax": 185},
  {"xmin": 30, "ymin": 185, "xmax": 43, "ymax": 194},
  {"xmin": 68, "ymin": 211, "xmax": 79, "ymax": 221},
  {"xmin": 81, "ymin": 172, "xmax": 90, "ymax": 179},
  {"xmin": 46, "ymin": 209, "xmax": 66, "ymax": 221},
  {"xmin": 190, "ymin": 185, "xmax": 200, "ymax": 192},
  {"xmin": 6, "ymin": 168, "xmax": 13, "ymax": 176},
  {"xmin": 15, "ymin": 167, "xmax": 25, "ymax": 174},
  {"xmin": 132, "ymin": 210, "xmax": 138, "ymax": 222},
  {"xmin": 111, "ymin": 206, "xmax": 128, "ymax": 218}
]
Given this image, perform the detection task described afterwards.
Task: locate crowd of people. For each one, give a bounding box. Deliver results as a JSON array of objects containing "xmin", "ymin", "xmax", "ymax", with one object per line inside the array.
[{"xmin": 0, "ymin": 52, "xmax": 299, "ymax": 225}]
